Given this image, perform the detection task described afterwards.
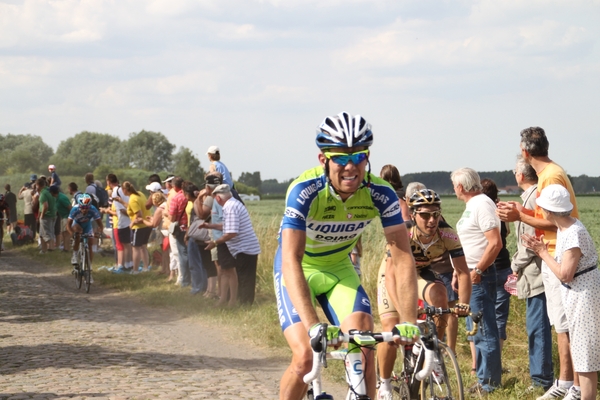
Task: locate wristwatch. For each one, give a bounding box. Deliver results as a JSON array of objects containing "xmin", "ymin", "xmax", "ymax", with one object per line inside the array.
[{"xmin": 474, "ymin": 268, "xmax": 483, "ymax": 275}]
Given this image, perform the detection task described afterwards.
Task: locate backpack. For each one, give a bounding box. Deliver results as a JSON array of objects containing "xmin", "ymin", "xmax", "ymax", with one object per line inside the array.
[{"xmin": 92, "ymin": 183, "xmax": 109, "ymax": 208}]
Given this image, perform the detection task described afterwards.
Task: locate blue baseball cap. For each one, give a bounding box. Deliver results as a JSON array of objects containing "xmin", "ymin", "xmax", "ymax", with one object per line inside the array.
[{"xmin": 30, "ymin": 174, "xmax": 37, "ymax": 181}]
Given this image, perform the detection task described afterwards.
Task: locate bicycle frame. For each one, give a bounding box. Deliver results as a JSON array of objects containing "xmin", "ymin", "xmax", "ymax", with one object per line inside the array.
[{"xmin": 305, "ymin": 325, "xmax": 426, "ymax": 400}]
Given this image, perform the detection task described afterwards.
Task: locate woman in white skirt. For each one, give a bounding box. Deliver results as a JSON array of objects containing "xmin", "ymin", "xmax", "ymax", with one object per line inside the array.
[{"xmin": 523, "ymin": 184, "xmax": 600, "ymax": 400}]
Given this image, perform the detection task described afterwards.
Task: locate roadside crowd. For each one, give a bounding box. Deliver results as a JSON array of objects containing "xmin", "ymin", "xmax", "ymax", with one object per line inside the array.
[
  {"xmin": 2, "ymin": 126, "xmax": 599, "ymax": 400},
  {"xmin": 0, "ymin": 147, "xmax": 261, "ymax": 308}
]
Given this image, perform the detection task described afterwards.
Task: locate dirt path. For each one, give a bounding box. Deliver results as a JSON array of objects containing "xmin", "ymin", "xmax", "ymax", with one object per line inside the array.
[{"xmin": 0, "ymin": 251, "xmax": 347, "ymax": 399}]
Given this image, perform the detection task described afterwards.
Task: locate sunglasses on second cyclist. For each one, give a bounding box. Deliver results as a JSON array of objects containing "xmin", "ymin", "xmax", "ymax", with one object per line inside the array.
[
  {"xmin": 415, "ymin": 211, "xmax": 442, "ymax": 220},
  {"xmin": 324, "ymin": 150, "xmax": 369, "ymax": 167}
]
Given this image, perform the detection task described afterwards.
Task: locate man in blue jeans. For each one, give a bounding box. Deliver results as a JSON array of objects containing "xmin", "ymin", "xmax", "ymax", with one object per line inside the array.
[
  {"xmin": 511, "ymin": 156, "xmax": 554, "ymax": 390},
  {"xmin": 452, "ymin": 167, "xmax": 502, "ymax": 396}
]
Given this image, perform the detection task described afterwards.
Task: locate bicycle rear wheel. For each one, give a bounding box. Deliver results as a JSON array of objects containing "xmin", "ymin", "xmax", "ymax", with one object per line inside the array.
[
  {"xmin": 420, "ymin": 342, "xmax": 463, "ymax": 400},
  {"xmin": 83, "ymin": 246, "xmax": 92, "ymax": 293}
]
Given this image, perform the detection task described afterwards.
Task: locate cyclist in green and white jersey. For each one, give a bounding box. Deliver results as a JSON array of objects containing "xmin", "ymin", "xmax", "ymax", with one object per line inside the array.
[{"xmin": 274, "ymin": 111, "xmax": 420, "ymax": 400}]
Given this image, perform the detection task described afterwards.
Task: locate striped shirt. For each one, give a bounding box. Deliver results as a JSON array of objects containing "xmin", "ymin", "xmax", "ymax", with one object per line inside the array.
[{"xmin": 222, "ymin": 197, "xmax": 260, "ymax": 257}]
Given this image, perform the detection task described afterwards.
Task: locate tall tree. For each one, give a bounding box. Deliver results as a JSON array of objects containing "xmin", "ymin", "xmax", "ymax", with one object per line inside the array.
[
  {"xmin": 172, "ymin": 146, "xmax": 205, "ymax": 185},
  {"xmin": 124, "ymin": 130, "xmax": 175, "ymax": 172},
  {"xmin": 238, "ymin": 171, "xmax": 261, "ymax": 191},
  {"xmin": 0, "ymin": 133, "xmax": 54, "ymax": 175},
  {"xmin": 52, "ymin": 131, "xmax": 123, "ymax": 174}
]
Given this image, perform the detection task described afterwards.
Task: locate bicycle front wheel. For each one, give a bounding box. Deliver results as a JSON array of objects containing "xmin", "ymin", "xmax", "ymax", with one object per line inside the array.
[
  {"xmin": 83, "ymin": 246, "xmax": 92, "ymax": 293},
  {"xmin": 75, "ymin": 252, "xmax": 83, "ymax": 290},
  {"xmin": 420, "ymin": 342, "xmax": 463, "ymax": 400}
]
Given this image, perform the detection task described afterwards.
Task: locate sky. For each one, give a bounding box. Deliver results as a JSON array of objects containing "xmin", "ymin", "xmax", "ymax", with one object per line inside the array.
[{"xmin": 1, "ymin": 0, "xmax": 599, "ymax": 181}]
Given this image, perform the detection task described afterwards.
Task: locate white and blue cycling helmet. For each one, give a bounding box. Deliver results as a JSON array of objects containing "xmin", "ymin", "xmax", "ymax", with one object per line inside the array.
[{"xmin": 316, "ymin": 111, "xmax": 374, "ymax": 149}]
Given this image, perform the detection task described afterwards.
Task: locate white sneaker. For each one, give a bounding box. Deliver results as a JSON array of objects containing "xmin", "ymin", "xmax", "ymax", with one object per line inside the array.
[
  {"xmin": 89, "ymin": 274, "xmax": 94, "ymax": 284},
  {"xmin": 536, "ymin": 380, "xmax": 568, "ymax": 400},
  {"xmin": 71, "ymin": 253, "xmax": 78, "ymax": 265},
  {"xmin": 563, "ymin": 386, "xmax": 581, "ymax": 400}
]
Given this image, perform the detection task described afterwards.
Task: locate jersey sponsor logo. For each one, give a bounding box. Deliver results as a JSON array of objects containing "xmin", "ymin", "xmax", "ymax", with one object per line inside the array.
[
  {"xmin": 353, "ymin": 213, "xmax": 368, "ymax": 219},
  {"xmin": 439, "ymin": 230, "xmax": 459, "ymax": 241},
  {"xmin": 347, "ymin": 213, "xmax": 353, "ymax": 219},
  {"xmin": 284, "ymin": 207, "xmax": 305, "ymax": 221},
  {"xmin": 307, "ymin": 221, "xmax": 371, "ymax": 234},
  {"xmin": 323, "ymin": 214, "xmax": 335, "ymax": 219},
  {"xmin": 274, "ymin": 272, "xmax": 286, "ymax": 325},
  {"xmin": 324, "ymin": 206, "xmax": 336, "ymax": 213},
  {"xmin": 361, "ymin": 297, "xmax": 370, "ymax": 307},
  {"xmin": 295, "ymin": 180, "xmax": 323, "ymax": 205},
  {"xmin": 347, "ymin": 205, "xmax": 374, "ymax": 210},
  {"xmin": 315, "ymin": 233, "xmax": 358, "ymax": 242},
  {"xmin": 369, "ymin": 187, "xmax": 390, "ymax": 205},
  {"xmin": 381, "ymin": 202, "xmax": 400, "ymax": 218}
]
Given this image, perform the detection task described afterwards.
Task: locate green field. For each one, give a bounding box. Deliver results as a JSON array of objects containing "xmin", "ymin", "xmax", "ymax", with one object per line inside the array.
[{"xmin": 4, "ymin": 194, "xmax": 600, "ymax": 398}]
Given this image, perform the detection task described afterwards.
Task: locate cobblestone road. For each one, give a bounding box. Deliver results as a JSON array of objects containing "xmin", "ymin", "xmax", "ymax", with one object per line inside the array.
[{"xmin": 0, "ymin": 253, "xmax": 345, "ymax": 400}]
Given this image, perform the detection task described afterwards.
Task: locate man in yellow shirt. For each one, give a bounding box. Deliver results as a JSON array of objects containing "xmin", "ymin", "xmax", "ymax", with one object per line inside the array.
[{"xmin": 497, "ymin": 127, "xmax": 579, "ymax": 400}]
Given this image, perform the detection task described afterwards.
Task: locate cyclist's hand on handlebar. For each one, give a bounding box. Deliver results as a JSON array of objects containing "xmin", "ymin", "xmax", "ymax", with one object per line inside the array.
[
  {"xmin": 308, "ymin": 323, "xmax": 341, "ymax": 348},
  {"xmin": 392, "ymin": 322, "xmax": 420, "ymax": 344},
  {"xmin": 454, "ymin": 302, "xmax": 471, "ymax": 316}
]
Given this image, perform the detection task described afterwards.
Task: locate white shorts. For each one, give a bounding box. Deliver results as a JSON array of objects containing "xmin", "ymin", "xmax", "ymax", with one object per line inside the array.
[{"xmin": 541, "ymin": 260, "xmax": 569, "ymax": 333}]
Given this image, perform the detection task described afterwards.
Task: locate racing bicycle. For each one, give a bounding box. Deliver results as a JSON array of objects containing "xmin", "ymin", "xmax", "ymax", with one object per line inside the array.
[
  {"xmin": 72, "ymin": 233, "xmax": 96, "ymax": 293},
  {"xmin": 386, "ymin": 306, "xmax": 482, "ymax": 400},
  {"xmin": 305, "ymin": 326, "xmax": 431, "ymax": 400}
]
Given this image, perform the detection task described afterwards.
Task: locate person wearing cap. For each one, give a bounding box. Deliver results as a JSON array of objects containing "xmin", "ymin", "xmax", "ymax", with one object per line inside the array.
[
  {"xmin": 523, "ymin": 184, "xmax": 600, "ymax": 400},
  {"xmin": 48, "ymin": 165, "xmax": 61, "ymax": 188},
  {"xmin": 206, "ymin": 146, "xmax": 234, "ymax": 188},
  {"xmin": 451, "ymin": 167, "xmax": 502, "ymax": 396},
  {"xmin": 204, "ymin": 183, "xmax": 260, "ymax": 307},
  {"xmin": 497, "ymin": 127, "xmax": 580, "ymax": 400}
]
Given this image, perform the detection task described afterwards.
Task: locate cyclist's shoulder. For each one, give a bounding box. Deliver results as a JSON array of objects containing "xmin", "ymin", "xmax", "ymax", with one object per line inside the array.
[{"xmin": 285, "ymin": 167, "xmax": 327, "ymax": 205}]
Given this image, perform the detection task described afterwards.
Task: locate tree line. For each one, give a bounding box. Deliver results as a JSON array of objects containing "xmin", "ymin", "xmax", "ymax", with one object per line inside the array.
[
  {"xmin": 2, "ymin": 131, "xmax": 598, "ymax": 195},
  {"xmin": 0, "ymin": 131, "xmax": 205, "ymax": 186}
]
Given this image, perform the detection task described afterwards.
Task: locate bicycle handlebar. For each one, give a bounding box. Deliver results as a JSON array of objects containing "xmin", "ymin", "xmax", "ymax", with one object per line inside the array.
[
  {"xmin": 303, "ymin": 326, "xmax": 420, "ymax": 384},
  {"xmin": 418, "ymin": 306, "xmax": 483, "ymax": 336}
]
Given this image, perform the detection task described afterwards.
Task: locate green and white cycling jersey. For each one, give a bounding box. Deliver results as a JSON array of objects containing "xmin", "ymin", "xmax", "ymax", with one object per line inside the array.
[{"xmin": 279, "ymin": 166, "xmax": 404, "ymax": 266}]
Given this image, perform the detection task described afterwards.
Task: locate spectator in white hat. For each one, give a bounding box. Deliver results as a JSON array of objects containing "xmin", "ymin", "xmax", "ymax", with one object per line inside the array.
[
  {"xmin": 48, "ymin": 164, "xmax": 61, "ymax": 188},
  {"xmin": 206, "ymin": 146, "xmax": 234, "ymax": 188},
  {"xmin": 523, "ymin": 184, "xmax": 600, "ymax": 400}
]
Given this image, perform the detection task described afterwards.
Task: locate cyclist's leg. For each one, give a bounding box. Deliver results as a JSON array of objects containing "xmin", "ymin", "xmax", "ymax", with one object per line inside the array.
[
  {"xmin": 419, "ymin": 268, "xmax": 449, "ymax": 340},
  {"xmin": 376, "ymin": 254, "xmax": 400, "ymax": 392},
  {"xmin": 274, "ymin": 247, "xmax": 312, "ymax": 400}
]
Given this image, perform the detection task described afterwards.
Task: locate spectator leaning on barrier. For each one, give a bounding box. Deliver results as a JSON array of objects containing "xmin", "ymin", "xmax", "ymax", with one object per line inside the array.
[
  {"xmin": 205, "ymin": 184, "xmax": 260, "ymax": 306},
  {"xmin": 511, "ymin": 155, "xmax": 554, "ymax": 392}
]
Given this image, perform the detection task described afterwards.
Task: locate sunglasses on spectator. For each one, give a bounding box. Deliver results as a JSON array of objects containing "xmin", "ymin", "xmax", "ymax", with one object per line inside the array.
[
  {"xmin": 415, "ymin": 211, "xmax": 442, "ymax": 220},
  {"xmin": 324, "ymin": 150, "xmax": 369, "ymax": 166}
]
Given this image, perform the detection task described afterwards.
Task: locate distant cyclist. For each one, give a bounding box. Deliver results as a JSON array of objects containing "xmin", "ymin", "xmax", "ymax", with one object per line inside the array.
[
  {"xmin": 67, "ymin": 194, "xmax": 104, "ymax": 269},
  {"xmin": 274, "ymin": 111, "xmax": 420, "ymax": 400},
  {"xmin": 376, "ymin": 189, "xmax": 472, "ymax": 399}
]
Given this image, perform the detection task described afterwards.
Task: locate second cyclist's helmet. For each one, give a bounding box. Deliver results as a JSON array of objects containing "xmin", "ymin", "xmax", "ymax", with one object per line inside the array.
[
  {"xmin": 316, "ymin": 111, "xmax": 374, "ymax": 150},
  {"xmin": 78, "ymin": 193, "xmax": 93, "ymax": 209},
  {"xmin": 408, "ymin": 189, "xmax": 441, "ymax": 210}
]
